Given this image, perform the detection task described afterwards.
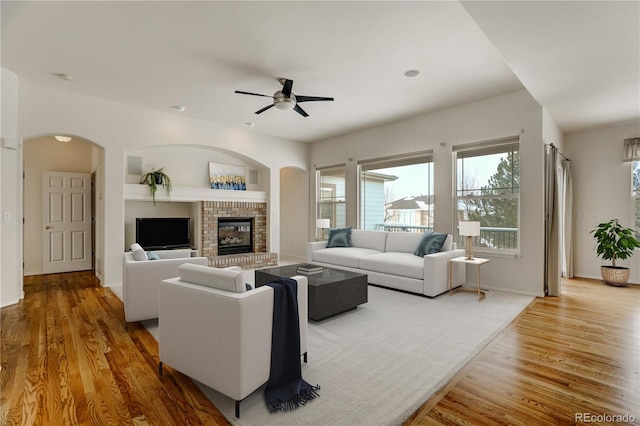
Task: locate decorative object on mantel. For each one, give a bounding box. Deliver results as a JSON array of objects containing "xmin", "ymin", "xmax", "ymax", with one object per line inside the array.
[
  {"xmin": 139, "ymin": 167, "xmax": 172, "ymax": 205},
  {"xmin": 209, "ymin": 162, "xmax": 246, "ymax": 190},
  {"xmin": 622, "ymin": 137, "xmax": 640, "ymax": 162},
  {"xmin": 591, "ymin": 218, "xmax": 640, "ymax": 286},
  {"xmin": 459, "ymin": 221, "xmax": 481, "ymax": 260}
]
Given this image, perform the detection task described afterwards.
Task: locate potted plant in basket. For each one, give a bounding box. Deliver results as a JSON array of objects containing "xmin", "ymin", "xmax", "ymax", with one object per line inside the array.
[
  {"xmin": 590, "ymin": 218, "xmax": 640, "ymax": 286},
  {"xmin": 139, "ymin": 167, "xmax": 172, "ymax": 205}
]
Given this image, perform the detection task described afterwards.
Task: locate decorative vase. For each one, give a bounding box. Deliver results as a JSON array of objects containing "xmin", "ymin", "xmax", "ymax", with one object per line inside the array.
[{"xmin": 600, "ymin": 266, "xmax": 630, "ymax": 287}]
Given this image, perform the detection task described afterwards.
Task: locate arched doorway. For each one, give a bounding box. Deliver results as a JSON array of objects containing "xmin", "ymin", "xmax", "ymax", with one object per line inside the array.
[{"xmin": 23, "ymin": 135, "xmax": 105, "ymax": 280}]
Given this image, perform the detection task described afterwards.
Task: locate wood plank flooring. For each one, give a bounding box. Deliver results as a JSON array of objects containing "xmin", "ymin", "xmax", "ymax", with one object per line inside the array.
[{"xmin": 1, "ymin": 273, "xmax": 638, "ymax": 425}]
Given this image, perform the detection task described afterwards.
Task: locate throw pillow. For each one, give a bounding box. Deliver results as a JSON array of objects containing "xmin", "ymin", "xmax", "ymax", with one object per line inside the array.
[
  {"xmin": 147, "ymin": 251, "xmax": 160, "ymax": 260},
  {"xmin": 327, "ymin": 227, "xmax": 352, "ymax": 248},
  {"xmin": 413, "ymin": 232, "xmax": 448, "ymax": 257},
  {"xmin": 245, "ymin": 283, "xmax": 253, "ymax": 291},
  {"xmin": 130, "ymin": 243, "xmax": 148, "ymax": 261}
]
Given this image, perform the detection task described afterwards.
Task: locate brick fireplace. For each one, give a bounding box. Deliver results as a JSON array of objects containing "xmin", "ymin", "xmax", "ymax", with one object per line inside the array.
[{"xmin": 201, "ymin": 201, "xmax": 277, "ymax": 269}]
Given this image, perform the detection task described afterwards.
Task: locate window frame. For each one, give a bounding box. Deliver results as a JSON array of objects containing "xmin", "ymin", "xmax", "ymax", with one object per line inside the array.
[
  {"xmin": 357, "ymin": 151, "xmax": 434, "ymax": 232},
  {"xmin": 453, "ymin": 137, "xmax": 521, "ymax": 254},
  {"xmin": 316, "ymin": 164, "xmax": 347, "ymax": 229}
]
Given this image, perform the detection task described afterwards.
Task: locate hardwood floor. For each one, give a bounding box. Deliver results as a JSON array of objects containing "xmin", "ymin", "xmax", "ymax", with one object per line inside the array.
[
  {"xmin": 405, "ymin": 278, "xmax": 640, "ymax": 426},
  {"xmin": 1, "ymin": 273, "xmax": 638, "ymax": 425}
]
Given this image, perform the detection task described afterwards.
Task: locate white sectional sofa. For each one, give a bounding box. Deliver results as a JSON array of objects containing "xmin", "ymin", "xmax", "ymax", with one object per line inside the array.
[{"xmin": 307, "ymin": 229, "xmax": 466, "ymax": 297}]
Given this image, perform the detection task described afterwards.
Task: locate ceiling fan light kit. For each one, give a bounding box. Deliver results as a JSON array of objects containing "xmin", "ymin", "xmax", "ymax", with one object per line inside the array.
[{"xmin": 235, "ymin": 78, "xmax": 333, "ymax": 117}]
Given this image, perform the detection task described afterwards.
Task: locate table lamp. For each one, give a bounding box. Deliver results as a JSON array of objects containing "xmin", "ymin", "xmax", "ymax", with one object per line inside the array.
[
  {"xmin": 316, "ymin": 218, "xmax": 330, "ymax": 240},
  {"xmin": 459, "ymin": 221, "xmax": 480, "ymax": 260}
]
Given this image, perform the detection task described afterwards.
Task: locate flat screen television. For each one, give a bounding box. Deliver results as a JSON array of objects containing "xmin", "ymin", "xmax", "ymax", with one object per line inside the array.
[{"xmin": 135, "ymin": 217, "xmax": 191, "ymax": 250}]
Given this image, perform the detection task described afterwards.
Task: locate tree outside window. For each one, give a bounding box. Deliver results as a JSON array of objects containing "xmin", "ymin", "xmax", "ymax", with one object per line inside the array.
[{"xmin": 455, "ymin": 141, "xmax": 520, "ymax": 252}]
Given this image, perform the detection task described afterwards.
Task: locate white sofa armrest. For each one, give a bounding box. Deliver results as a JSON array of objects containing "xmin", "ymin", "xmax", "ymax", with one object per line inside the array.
[
  {"xmin": 423, "ymin": 249, "xmax": 466, "ymax": 297},
  {"xmin": 307, "ymin": 241, "xmax": 327, "ymax": 262}
]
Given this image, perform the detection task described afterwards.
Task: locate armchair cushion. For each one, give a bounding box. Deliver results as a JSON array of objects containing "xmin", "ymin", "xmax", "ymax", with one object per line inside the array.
[{"xmin": 178, "ymin": 263, "xmax": 245, "ymax": 293}]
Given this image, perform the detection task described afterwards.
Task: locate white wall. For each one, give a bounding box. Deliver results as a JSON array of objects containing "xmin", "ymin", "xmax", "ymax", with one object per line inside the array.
[
  {"xmin": 310, "ymin": 89, "xmax": 545, "ymax": 296},
  {"xmin": 1, "ymin": 68, "xmax": 22, "ymax": 307},
  {"xmin": 565, "ymin": 120, "xmax": 640, "ymax": 283},
  {"xmin": 23, "ymin": 136, "xmax": 94, "ymax": 275},
  {"xmin": 280, "ymin": 167, "xmax": 309, "ymax": 260},
  {"xmin": 14, "ymin": 81, "xmax": 308, "ymax": 290}
]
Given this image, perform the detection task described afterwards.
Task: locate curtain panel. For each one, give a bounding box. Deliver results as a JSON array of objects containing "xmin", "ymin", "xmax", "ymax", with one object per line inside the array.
[{"xmin": 623, "ymin": 137, "xmax": 640, "ymax": 162}]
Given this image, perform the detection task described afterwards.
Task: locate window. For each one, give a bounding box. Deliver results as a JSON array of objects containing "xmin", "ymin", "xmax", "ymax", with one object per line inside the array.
[
  {"xmin": 358, "ymin": 152, "xmax": 434, "ymax": 232},
  {"xmin": 633, "ymin": 161, "xmax": 640, "ymax": 238},
  {"xmin": 317, "ymin": 165, "xmax": 346, "ymax": 229},
  {"xmin": 454, "ymin": 138, "xmax": 520, "ymax": 252}
]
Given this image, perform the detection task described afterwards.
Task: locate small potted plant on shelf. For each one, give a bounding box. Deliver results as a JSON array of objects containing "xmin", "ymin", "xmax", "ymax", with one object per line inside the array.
[
  {"xmin": 139, "ymin": 167, "xmax": 172, "ymax": 205},
  {"xmin": 591, "ymin": 218, "xmax": 640, "ymax": 286}
]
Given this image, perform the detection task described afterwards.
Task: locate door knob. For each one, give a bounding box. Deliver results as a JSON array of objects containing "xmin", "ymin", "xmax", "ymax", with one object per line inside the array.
[{"xmin": 45, "ymin": 225, "xmax": 52, "ymax": 229}]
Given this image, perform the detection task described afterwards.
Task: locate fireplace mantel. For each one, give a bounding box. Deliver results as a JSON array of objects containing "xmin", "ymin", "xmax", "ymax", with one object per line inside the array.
[{"xmin": 124, "ymin": 184, "xmax": 267, "ymax": 203}]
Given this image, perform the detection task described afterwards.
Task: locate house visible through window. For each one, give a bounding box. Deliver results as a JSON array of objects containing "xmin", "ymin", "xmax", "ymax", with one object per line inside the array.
[
  {"xmin": 454, "ymin": 138, "xmax": 520, "ymax": 252},
  {"xmin": 358, "ymin": 152, "xmax": 434, "ymax": 232},
  {"xmin": 317, "ymin": 165, "xmax": 346, "ymax": 229}
]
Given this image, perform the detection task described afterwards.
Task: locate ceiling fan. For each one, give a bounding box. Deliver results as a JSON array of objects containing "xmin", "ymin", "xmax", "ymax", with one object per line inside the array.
[{"xmin": 235, "ymin": 78, "xmax": 334, "ymax": 117}]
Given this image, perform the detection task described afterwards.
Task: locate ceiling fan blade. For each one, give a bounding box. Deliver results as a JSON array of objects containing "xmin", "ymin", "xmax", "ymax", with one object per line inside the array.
[
  {"xmin": 235, "ymin": 90, "xmax": 273, "ymax": 98},
  {"xmin": 294, "ymin": 104, "xmax": 309, "ymax": 117},
  {"xmin": 255, "ymin": 104, "xmax": 275, "ymax": 114},
  {"xmin": 295, "ymin": 95, "xmax": 334, "ymax": 103},
  {"xmin": 281, "ymin": 79, "xmax": 294, "ymax": 97}
]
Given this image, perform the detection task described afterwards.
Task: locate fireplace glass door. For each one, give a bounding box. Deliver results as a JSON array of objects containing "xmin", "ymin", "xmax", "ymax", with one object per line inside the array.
[{"xmin": 218, "ymin": 218, "xmax": 253, "ymax": 255}]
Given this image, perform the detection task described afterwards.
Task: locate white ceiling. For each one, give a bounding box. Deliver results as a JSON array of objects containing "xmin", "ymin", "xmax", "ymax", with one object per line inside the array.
[{"xmin": 2, "ymin": 1, "xmax": 638, "ymax": 143}]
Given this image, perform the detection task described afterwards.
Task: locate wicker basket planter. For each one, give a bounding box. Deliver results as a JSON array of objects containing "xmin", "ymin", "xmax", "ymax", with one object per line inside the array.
[{"xmin": 600, "ymin": 266, "xmax": 630, "ymax": 287}]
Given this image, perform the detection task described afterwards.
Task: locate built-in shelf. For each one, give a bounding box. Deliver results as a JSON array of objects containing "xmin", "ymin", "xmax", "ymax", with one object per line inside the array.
[{"xmin": 124, "ymin": 184, "xmax": 267, "ymax": 203}]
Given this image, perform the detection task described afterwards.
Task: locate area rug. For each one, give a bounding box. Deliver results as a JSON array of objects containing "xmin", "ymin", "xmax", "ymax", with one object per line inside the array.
[{"xmin": 149, "ymin": 285, "xmax": 532, "ymax": 426}]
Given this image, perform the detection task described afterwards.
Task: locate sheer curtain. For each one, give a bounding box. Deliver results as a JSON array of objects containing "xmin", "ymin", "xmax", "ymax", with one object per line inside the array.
[{"xmin": 561, "ymin": 159, "xmax": 574, "ymax": 278}]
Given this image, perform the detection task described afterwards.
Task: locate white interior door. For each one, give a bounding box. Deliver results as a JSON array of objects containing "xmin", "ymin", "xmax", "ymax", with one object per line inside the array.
[{"xmin": 42, "ymin": 171, "xmax": 92, "ymax": 274}]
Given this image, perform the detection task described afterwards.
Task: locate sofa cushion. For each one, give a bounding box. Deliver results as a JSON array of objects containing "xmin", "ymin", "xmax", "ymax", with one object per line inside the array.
[
  {"xmin": 178, "ymin": 263, "xmax": 245, "ymax": 293},
  {"xmin": 327, "ymin": 227, "xmax": 352, "ymax": 248},
  {"xmin": 130, "ymin": 243, "xmax": 148, "ymax": 261},
  {"xmin": 351, "ymin": 229, "xmax": 387, "ymax": 251},
  {"xmin": 385, "ymin": 232, "xmax": 424, "ymax": 253},
  {"xmin": 413, "ymin": 232, "xmax": 448, "ymax": 257},
  {"xmin": 358, "ymin": 252, "xmax": 424, "ymax": 280},
  {"xmin": 312, "ymin": 247, "xmax": 381, "ymax": 268}
]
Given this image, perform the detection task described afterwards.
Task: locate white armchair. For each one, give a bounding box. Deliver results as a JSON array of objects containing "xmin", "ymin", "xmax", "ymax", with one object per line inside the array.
[
  {"xmin": 158, "ymin": 264, "xmax": 308, "ymax": 418},
  {"xmin": 122, "ymin": 249, "xmax": 208, "ymax": 323}
]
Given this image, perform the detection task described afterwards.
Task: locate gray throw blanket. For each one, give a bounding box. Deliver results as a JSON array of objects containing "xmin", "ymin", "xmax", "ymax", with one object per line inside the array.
[{"xmin": 264, "ymin": 278, "xmax": 320, "ymax": 413}]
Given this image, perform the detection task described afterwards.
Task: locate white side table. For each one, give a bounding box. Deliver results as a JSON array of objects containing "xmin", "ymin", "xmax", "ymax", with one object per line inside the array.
[{"xmin": 449, "ymin": 256, "xmax": 490, "ymax": 301}]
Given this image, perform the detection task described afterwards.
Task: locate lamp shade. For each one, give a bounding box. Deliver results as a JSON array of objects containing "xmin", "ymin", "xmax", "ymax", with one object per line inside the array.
[
  {"xmin": 316, "ymin": 218, "xmax": 330, "ymax": 229},
  {"xmin": 459, "ymin": 221, "xmax": 480, "ymax": 236}
]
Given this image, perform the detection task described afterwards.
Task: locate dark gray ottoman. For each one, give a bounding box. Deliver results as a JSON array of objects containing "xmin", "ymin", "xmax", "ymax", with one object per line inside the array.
[{"xmin": 255, "ymin": 264, "xmax": 368, "ymax": 321}]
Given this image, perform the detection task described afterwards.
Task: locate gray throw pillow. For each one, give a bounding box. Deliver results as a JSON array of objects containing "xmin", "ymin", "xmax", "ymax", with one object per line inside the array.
[
  {"xmin": 413, "ymin": 232, "xmax": 448, "ymax": 257},
  {"xmin": 147, "ymin": 251, "xmax": 160, "ymax": 260},
  {"xmin": 327, "ymin": 227, "xmax": 352, "ymax": 248}
]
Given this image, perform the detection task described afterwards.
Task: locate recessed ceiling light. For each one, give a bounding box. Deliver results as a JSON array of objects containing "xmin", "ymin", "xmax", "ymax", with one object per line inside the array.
[
  {"xmin": 172, "ymin": 105, "xmax": 186, "ymax": 112},
  {"xmin": 244, "ymin": 122, "xmax": 255, "ymax": 127},
  {"xmin": 404, "ymin": 69, "xmax": 420, "ymax": 78},
  {"xmin": 54, "ymin": 73, "xmax": 73, "ymax": 81},
  {"xmin": 54, "ymin": 136, "xmax": 72, "ymax": 142}
]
